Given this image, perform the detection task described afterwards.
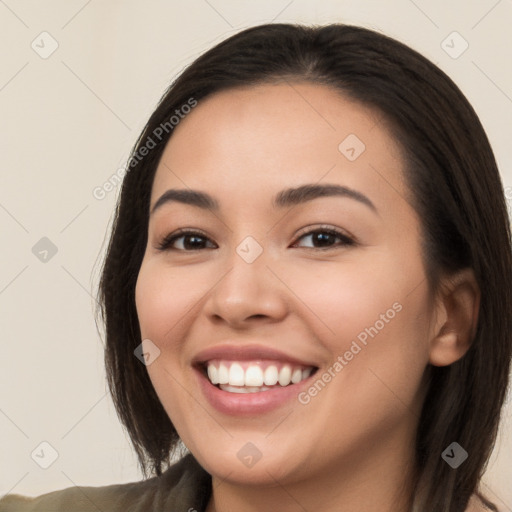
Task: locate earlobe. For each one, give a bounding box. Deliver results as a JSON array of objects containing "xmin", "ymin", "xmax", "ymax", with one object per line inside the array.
[{"xmin": 428, "ymin": 268, "xmax": 481, "ymax": 367}]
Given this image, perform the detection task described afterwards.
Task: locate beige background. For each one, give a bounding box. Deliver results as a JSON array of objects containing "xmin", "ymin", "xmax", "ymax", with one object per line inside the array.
[{"xmin": 0, "ymin": 0, "xmax": 511, "ymax": 509}]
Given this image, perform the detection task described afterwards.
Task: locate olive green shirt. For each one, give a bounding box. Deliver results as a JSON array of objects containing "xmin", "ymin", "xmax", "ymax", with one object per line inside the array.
[
  {"xmin": 1, "ymin": 456, "xmax": 501, "ymax": 512},
  {"xmin": 0, "ymin": 453, "xmax": 212, "ymax": 512}
]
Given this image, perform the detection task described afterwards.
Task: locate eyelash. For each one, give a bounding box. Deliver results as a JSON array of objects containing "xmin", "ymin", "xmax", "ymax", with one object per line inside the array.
[{"xmin": 156, "ymin": 226, "xmax": 356, "ymax": 252}]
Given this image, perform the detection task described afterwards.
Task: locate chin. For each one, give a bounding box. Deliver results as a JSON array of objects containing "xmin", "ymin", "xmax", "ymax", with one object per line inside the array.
[{"xmin": 185, "ymin": 434, "xmax": 310, "ymax": 486}]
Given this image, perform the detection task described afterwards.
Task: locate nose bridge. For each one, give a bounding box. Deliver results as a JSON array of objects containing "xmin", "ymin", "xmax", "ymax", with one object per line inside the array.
[
  {"xmin": 219, "ymin": 233, "xmax": 270, "ymax": 301},
  {"xmin": 204, "ymin": 233, "xmax": 287, "ymax": 324}
]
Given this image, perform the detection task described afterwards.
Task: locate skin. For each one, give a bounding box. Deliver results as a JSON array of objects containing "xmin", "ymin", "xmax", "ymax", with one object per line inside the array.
[{"xmin": 134, "ymin": 82, "xmax": 480, "ymax": 512}]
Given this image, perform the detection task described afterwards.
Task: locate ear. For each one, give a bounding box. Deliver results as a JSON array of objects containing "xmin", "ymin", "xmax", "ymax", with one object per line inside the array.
[{"xmin": 428, "ymin": 268, "xmax": 481, "ymax": 367}]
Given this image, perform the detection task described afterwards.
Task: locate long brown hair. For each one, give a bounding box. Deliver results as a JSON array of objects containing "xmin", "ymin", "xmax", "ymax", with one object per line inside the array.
[{"xmin": 96, "ymin": 23, "xmax": 512, "ymax": 511}]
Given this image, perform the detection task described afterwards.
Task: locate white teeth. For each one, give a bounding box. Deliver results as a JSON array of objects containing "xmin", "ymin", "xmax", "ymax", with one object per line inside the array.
[
  {"xmin": 302, "ymin": 367, "xmax": 312, "ymax": 380},
  {"xmin": 228, "ymin": 363, "xmax": 245, "ymax": 386},
  {"xmin": 205, "ymin": 360, "xmax": 315, "ymax": 390},
  {"xmin": 245, "ymin": 365, "xmax": 264, "ymax": 386},
  {"xmin": 291, "ymin": 368, "xmax": 302, "ymax": 384},
  {"xmin": 219, "ymin": 384, "xmax": 272, "ymax": 393},
  {"xmin": 263, "ymin": 365, "xmax": 279, "ymax": 386},
  {"xmin": 218, "ymin": 363, "xmax": 229, "ymax": 385},
  {"xmin": 207, "ymin": 365, "xmax": 218, "ymax": 384},
  {"xmin": 278, "ymin": 365, "xmax": 292, "ymax": 386}
]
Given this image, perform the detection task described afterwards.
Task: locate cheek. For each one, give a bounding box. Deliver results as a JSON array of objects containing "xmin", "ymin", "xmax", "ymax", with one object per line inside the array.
[
  {"xmin": 135, "ymin": 259, "xmax": 202, "ymax": 346},
  {"xmin": 323, "ymin": 279, "xmax": 431, "ymax": 421},
  {"xmin": 134, "ymin": 261, "xmax": 199, "ymax": 424},
  {"xmin": 289, "ymin": 250, "xmax": 431, "ymax": 380},
  {"xmin": 295, "ymin": 282, "xmax": 431, "ymax": 452},
  {"xmin": 286, "ymin": 256, "xmax": 409, "ymax": 344}
]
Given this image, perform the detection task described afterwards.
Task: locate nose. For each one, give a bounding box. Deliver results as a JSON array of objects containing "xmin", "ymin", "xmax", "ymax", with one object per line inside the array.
[{"xmin": 202, "ymin": 241, "xmax": 289, "ymax": 329}]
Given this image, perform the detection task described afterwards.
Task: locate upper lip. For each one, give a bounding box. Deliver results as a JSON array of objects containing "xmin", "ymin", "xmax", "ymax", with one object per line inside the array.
[{"xmin": 192, "ymin": 344, "xmax": 318, "ymax": 368}]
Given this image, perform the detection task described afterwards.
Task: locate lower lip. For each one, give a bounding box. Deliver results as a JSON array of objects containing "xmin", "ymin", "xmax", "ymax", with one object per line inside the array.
[{"xmin": 194, "ymin": 367, "xmax": 315, "ymax": 416}]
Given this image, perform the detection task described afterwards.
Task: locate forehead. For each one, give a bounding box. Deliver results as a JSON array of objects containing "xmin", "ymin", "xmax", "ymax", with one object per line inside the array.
[{"xmin": 150, "ymin": 82, "xmax": 408, "ymax": 213}]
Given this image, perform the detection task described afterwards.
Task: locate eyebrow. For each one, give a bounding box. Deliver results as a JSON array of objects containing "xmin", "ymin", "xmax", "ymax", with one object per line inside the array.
[{"xmin": 150, "ymin": 183, "xmax": 378, "ymax": 216}]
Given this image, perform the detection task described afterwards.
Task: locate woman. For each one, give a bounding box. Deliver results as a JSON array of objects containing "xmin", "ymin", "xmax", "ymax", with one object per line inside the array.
[{"xmin": 1, "ymin": 22, "xmax": 510, "ymax": 512}]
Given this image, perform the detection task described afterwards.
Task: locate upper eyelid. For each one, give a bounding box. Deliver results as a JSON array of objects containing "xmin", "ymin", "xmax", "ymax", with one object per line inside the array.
[{"xmin": 295, "ymin": 224, "xmax": 354, "ymax": 240}]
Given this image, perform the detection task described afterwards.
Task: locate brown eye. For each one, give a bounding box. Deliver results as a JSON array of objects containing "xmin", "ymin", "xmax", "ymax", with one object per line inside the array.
[
  {"xmin": 292, "ymin": 227, "xmax": 355, "ymax": 250},
  {"xmin": 157, "ymin": 230, "xmax": 216, "ymax": 251}
]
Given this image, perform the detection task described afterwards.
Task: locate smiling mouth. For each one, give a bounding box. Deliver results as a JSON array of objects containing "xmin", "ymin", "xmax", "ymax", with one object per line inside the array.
[{"xmin": 199, "ymin": 359, "xmax": 319, "ymax": 393}]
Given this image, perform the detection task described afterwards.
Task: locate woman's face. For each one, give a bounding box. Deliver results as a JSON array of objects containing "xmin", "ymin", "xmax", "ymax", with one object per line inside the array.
[{"xmin": 135, "ymin": 82, "xmax": 435, "ymax": 486}]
